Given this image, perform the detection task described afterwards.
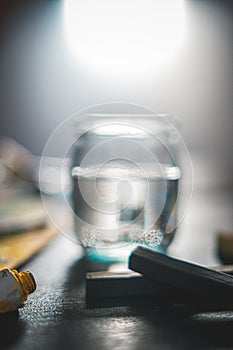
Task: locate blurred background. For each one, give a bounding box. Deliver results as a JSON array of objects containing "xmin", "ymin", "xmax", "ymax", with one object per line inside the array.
[
  {"xmin": 0, "ymin": 0, "xmax": 232, "ymax": 189},
  {"xmin": 0, "ymin": 0, "xmax": 232, "ymax": 266}
]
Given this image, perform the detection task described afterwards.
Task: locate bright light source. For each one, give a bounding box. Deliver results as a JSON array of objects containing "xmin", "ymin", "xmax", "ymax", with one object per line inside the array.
[{"xmin": 64, "ymin": 0, "xmax": 185, "ymax": 77}]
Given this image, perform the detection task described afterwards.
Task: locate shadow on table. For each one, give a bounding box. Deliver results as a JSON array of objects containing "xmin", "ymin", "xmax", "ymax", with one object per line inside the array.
[
  {"xmin": 65, "ymin": 256, "xmax": 110, "ymax": 289},
  {"xmin": 53, "ymin": 257, "xmax": 233, "ymax": 349},
  {"xmin": 130, "ymin": 304, "xmax": 233, "ymax": 349},
  {"xmin": 0, "ymin": 311, "xmax": 26, "ymax": 348}
]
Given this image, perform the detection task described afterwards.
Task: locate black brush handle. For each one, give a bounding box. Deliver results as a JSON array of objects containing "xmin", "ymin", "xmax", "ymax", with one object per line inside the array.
[{"xmin": 129, "ymin": 247, "xmax": 233, "ymax": 307}]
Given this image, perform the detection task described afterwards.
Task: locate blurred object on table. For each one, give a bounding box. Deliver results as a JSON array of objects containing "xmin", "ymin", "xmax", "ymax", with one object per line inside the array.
[
  {"xmin": 0, "ymin": 137, "xmax": 60, "ymax": 268},
  {"xmin": 217, "ymin": 230, "xmax": 233, "ymax": 264},
  {"xmin": 0, "ymin": 137, "xmax": 71, "ymax": 195},
  {"xmin": 0, "ymin": 189, "xmax": 47, "ymax": 234},
  {"xmin": 0, "ymin": 223, "xmax": 57, "ymax": 270},
  {"xmin": 0, "ymin": 187, "xmax": 57, "ymax": 269},
  {"xmin": 0, "ymin": 137, "xmax": 35, "ymax": 189}
]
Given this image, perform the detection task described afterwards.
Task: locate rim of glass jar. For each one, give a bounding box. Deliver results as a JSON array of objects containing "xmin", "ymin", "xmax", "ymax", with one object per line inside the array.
[{"xmin": 72, "ymin": 112, "xmax": 176, "ymax": 136}]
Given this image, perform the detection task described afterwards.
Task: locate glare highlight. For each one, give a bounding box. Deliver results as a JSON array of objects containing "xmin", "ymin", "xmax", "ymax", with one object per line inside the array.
[{"xmin": 64, "ymin": 0, "xmax": 185, "ymax": 77}]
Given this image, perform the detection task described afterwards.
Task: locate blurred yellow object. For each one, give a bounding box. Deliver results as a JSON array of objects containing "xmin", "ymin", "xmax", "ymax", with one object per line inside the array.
[{"xmin": 0, "ymin": 224, "xmax": 57, "ymax": 270}]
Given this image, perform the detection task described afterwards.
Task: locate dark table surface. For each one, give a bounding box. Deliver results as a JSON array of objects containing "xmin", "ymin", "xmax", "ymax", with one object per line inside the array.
[{"xmin": 1, "ymin": 188, "xmax": 233, "ymax": 350}]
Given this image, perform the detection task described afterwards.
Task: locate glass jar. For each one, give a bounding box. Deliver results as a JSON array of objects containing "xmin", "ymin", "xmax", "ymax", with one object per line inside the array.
[{"xmin": 71, "ymin": 105, "xmax": 181, "ymax": 263}]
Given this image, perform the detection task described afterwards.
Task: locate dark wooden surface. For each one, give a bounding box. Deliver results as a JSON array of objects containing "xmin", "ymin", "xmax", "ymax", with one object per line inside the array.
[{"xmin": 1, "ymin": 188, "xmax": 233, "ymax": 350}]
